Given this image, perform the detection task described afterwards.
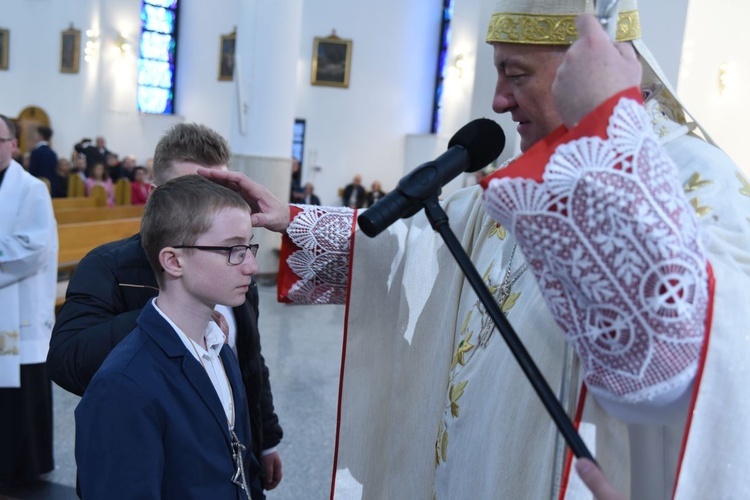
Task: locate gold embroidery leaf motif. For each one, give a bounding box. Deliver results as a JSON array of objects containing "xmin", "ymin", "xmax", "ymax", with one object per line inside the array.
[
  {"xmin": 683, "ymin": 172, "xmax": 713, "ymax": 193},
  {"xmin": 690, "ymin": 197, "xmax": 712, "ymax": 217},
  {"xmin": 449, "ymin": 381, "xmax": 468, "ymax": 418},
  {"xmin": 0, "ymin": 331, "xmax": 21, "ymax": 356},
  {"xmin": 502, "ymin": 292, "xmax": 521, "ymax": 313},
  {"xmin": 738, "ymin": 171, "xmax": 750, "ymax": 197},
  {"xmin": 451, "ymin": 333, "xmax": 475, "ymax": 370},
  {"xmin": 489, "ymin": 222, "xmax": 507, "ymax": 240}
]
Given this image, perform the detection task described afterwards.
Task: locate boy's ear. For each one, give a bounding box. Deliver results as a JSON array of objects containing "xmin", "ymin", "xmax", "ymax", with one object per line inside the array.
[{"xmin": 160, "ymin": 247, "xmax": 184, "ymax": 278}]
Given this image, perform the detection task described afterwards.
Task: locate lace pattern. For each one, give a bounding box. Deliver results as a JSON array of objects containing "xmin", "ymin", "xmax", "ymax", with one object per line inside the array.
[
  {"xmin": 483, "ymin": 98, "xmax": 708, "ymax": 403},
  {"xmin": 285, "ymin": 205, "xmax": 354, "ymax": 304}
]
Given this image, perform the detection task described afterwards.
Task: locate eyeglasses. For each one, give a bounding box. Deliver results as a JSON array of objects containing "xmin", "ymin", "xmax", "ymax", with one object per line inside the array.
[
  {"xmin": 172, "ymin": 244, "xmax": 259, "ymax": 265},
  {"xmin": 0, "ymin": 137, "xmax": 15, "ymax": 143}
]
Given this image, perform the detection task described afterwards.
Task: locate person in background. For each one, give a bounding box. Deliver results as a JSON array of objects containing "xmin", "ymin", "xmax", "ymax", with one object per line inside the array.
[
  {"xmin": 302, "ymin": 182, "xmax": 320, "ymax": 206},
  {"xmin": 341, "ymin": 174, "xmax": 366, "ymax": 208},
  {"xmin": 75, "ymin": 175, "xmax": 265, "ymax": 499},
  {"xmin": 289, "ymin": 158, "xmax": 304, "ymax": 203},
  {"xmin": 365, "ymin": 180, "xmax": 386, "ymax": 207},
  {"xmin": 130, "ymin": 165, "xmax": 151, "ymax": 205},
  {"xmin": 84, "ymin": 162, "xmax": 115, "ymax": 206},
  {"xmin": 0, "ymin": 114, "xmax": 58, "ymax": 486},
  {"xmin": 49, "ymin": 122, "xmax": 283, "ymax": 492},
  {"xmin": 70, "ymin": 153, "xmax": 87, "ymax": 180},
  {"xmin": 105, "ymin": 153, "xmax": 124, "ymax": 182},
  {"xmin": 28, "ymin": 125, "xmax": 57, "ymax": 185},
  {"xmin": 50, "ymin": 157, "xmax": 70, "ymax": 198},
  {"xmin": 120, "ymin": 154, "xmax": 138, "ymax": 181},
  {"xmin": 75, "ymin": 136, "xmax": 114, "ymax": 174}
]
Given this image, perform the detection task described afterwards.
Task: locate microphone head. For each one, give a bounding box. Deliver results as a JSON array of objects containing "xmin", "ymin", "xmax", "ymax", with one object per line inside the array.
[{"xmin": 447, "ymin": 118, "xmax": 505, "ymax": 172}]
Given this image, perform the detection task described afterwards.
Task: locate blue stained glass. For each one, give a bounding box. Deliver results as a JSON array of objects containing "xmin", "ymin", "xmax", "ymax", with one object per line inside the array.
[
  {"xmin": 138, "ymin": 86, "xmax": 173, "ymax": 114},
  {"xmin": 431, "ymin": 0, "xmax": 454, "ymax": 133},
  {"xmin": 145, "ymin": 0, "xmax": 177, "ymax": 8},
  {"xmin": 140, "ymin": 32, "xmax": 173, "ymax": 62},
  {"xmin": 138, "ymin": 59, "xmax": 173, "ymax": 87},
  {"xmin": 142, "ymin": 5, "xmax": 175, "ymax": 34},
  {"xmin": 138, "ymin": 0, "xmax": 178, "ymax": 114}
]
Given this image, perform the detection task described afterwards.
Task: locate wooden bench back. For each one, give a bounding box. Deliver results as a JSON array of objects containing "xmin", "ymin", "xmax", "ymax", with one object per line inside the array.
[
  {"xmin": 115, "ymin": 178, "xmax": 132, "ymax": 205},
  {"xmin": 57, "ymin": 218, "xmax": 142, "ymax": 270},
  {"xmin": 55, "ymin": 205, "xmax": 144, "ymax": 224},
  {"xmin": 67, "ymin": 174, "xmax": 86, "ymax": 197}
]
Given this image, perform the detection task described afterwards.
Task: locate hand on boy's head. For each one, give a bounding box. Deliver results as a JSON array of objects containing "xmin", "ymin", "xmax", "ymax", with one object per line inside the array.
[
  {"xmin": 196, "ymin": 167, "xmax": 291, "ymax": 233},
  {"xmin": 552, "ymin": 14, "xmax": 642, "ymax": 128}
]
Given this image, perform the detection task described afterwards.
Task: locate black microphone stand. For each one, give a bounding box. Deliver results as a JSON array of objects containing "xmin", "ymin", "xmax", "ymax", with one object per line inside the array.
[{"xmin": 421, "ymin": 195, "xmax": 595, "ymax": 462}]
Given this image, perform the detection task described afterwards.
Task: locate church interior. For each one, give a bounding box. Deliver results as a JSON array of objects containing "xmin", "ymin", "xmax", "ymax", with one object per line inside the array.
[{"xmin": 0, "ymin": 0, "xmax": 747, "ymax": 498}]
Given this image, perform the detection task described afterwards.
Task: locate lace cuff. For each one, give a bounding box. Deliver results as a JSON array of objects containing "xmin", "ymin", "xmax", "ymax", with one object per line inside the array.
[
  {"xmin": 277, "ymin": 205, "xmax": 355, "ymax": 304},
  {"xmin": 482, "ymin": 92, "xmax": 709, "ymax": 403}
]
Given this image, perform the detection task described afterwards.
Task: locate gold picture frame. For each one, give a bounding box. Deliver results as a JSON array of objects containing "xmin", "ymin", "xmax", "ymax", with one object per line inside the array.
[
  {"xmin": 311, "ymin": 32, "xmax": 352, "ymax": 88},
  {"xmin": 60, "ymin": 25, "xmax": 81, "ymax": 74},
  {"xmin": 218, "ymin": 29, "xmax": 236, "ymax": 81},
  {"xmin": 0, "ymin": 29, "xmax": 8, "ymax": 70}
]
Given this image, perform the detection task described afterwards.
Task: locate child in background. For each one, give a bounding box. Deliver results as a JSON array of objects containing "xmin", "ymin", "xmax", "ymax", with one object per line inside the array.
[
  {"xmin": 130, "ymin": 166, "xmax": 151, "ymax": 205},
  {"xmin": 83, "ymin": 162, "xmax": 114, "ymax": 206}
]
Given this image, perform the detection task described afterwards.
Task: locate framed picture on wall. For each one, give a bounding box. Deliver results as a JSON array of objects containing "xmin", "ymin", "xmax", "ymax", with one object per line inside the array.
[
  {"xmin": 218, "ymin": 29, "xmax": 236, "ymax": 81},
  {"xmin": 311, "ymin": 32, "xmax": 352, "ymax": 88},
  {"xmin": 60, "ymin": 26, "xmax": 81, "ymax": 74},
  {"xmin": 0, "ymin": 29, "xmax": 8, "ymax": 70}
]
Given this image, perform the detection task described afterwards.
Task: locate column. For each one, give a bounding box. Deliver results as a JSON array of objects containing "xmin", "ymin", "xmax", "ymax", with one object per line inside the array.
[{"xmin": 230, "ymin": 0, "xmax": 304, "ymax": 275}]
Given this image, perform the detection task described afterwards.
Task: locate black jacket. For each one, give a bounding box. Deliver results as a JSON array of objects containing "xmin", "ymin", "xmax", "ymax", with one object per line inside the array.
[{"xmin": 48, "ymin": 234, "xmax": 283, "ymax": 462}]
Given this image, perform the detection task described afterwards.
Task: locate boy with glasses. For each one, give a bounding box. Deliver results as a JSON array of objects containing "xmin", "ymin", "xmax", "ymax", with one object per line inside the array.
[
  {"xmin": 75, "ymin": 175, "xmax": 264, "ymax": 499},
  {"xmin": 50, "ymin": 123, "xmax": 283, "ymax": 490}
]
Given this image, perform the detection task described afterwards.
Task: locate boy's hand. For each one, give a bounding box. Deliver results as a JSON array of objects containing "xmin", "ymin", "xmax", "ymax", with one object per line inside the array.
[{"xmin": 262, "ymin": 451, "xmax": 283, "ymax": 490}]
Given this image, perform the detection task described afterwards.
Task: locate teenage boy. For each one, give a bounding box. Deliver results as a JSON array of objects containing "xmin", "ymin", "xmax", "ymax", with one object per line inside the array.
[{"xmin": 75, "ymin": 175, "xmax": 264, "ymax": 499}]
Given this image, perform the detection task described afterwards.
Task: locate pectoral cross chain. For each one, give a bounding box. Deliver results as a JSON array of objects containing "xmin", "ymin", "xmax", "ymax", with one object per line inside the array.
[{"xmin": 230, "ymin": 429, "xmax": 251, "ymax": 498}]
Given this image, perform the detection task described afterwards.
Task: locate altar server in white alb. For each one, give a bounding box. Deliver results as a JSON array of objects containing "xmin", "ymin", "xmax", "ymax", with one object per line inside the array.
[
  {"xmin": 0, "ymin": 114, "xmax": 58, "ymax": 484},
  {"xmin": 199, "ymin": 0, "xmax": 750, "ymax": 497}
]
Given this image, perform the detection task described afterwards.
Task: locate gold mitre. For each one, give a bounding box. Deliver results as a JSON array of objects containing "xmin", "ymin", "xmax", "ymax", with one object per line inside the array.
[
  {"xmin": 485, "ymin": 0, "xmax": 713, "ymax": 141},
  {"xmin": 486, "ymin": 0, "xmax": 640, "ymax": 44}
]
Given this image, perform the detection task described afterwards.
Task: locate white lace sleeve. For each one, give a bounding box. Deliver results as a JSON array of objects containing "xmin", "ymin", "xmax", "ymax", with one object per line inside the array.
[
  {"xmin": 284, "ymin": 205, "xmax": 355, "ymax": 304},
  {"xmin": 482, "ymin": 98, "xmax": 709, "ymax": 405}
]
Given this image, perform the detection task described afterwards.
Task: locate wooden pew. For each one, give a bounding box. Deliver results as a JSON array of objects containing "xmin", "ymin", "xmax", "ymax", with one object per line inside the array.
[
  {"xmin": 55, "ymin": 205, "xmax": 144, "ymax": 224},
  {"xmin": 52, "ymin": 184, "xmax": 107, "ymax": 210},
  {"xmin": 115, "ymin": 178, "xmax": 132, "ymax": 205},
  {"xmin": 57, "ymin": 218, "xmax": 142, "ymax": 271},
  {"xmin": 56, "ymin": 217, "xmax": 143, "ymax": 308},
  {"xmin": 52, "ymin": 196, "xmax": 100, "ymax": 210}
]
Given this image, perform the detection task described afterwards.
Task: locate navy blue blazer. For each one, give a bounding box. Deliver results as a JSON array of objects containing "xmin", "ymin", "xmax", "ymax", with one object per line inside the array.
[
  {"xmin": 75, "ymin": 300, "xmax": 263, "ymax": 499},
  {"xmin": 29, "ymin": 143, "xmax": 58, "ymax": 183}
]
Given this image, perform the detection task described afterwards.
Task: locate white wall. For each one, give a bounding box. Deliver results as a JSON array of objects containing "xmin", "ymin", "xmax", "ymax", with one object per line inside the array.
[
  {"xmin": 3, "ymin": 0, "xmax": 740, "ymax": 201},
  {"xmin": 678, "ymin": 0, "xmax": 750, "ymax": 174},
  {"xmin": 293, "ymin": 0, "xmax": 440, "ymax": 205}
]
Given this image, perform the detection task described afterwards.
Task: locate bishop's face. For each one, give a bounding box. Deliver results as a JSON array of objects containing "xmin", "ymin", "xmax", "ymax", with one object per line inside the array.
[{"xmin": 491, "ymin": 42, "xmax": 567, "ymax": 152}]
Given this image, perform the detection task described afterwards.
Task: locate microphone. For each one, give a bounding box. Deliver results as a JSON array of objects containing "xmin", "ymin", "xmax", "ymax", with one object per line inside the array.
[{"xmin": 358, "ymin": 118, "xmax": 505, "ymax": 237}]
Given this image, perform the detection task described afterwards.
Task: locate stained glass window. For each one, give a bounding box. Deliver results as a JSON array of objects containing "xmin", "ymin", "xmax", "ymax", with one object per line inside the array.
[
  {"xmin": 431, "ymin": 0, "xmax": 454, "ymax": 133},
  {"xmin": 137, "ymin": 0, "xmax": 179, "ymax": 114}
]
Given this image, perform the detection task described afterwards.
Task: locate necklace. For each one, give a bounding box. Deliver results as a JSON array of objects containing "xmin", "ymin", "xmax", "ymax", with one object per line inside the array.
[
  {"xmin": 188, "ymin": 338, "xmax": 250, "ymax": 498},
  {"xmin": 478, "ymin": 242, "xmax": 529, "ymax": 348}
]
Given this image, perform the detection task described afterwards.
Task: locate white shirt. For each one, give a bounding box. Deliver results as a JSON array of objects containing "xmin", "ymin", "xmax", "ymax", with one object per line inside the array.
[{"xmin": 153, "ymin": 299, "xmax": 234, "ymax": 428}]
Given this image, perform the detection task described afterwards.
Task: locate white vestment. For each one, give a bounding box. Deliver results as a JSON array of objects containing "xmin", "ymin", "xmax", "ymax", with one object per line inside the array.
[
  {"xmin": 280, "ymin": 94, "xmax": 750, "ymax": 499},
  {"xmin": 0, "ymin": 160, "xmax": 58, "ymax": 387}
]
